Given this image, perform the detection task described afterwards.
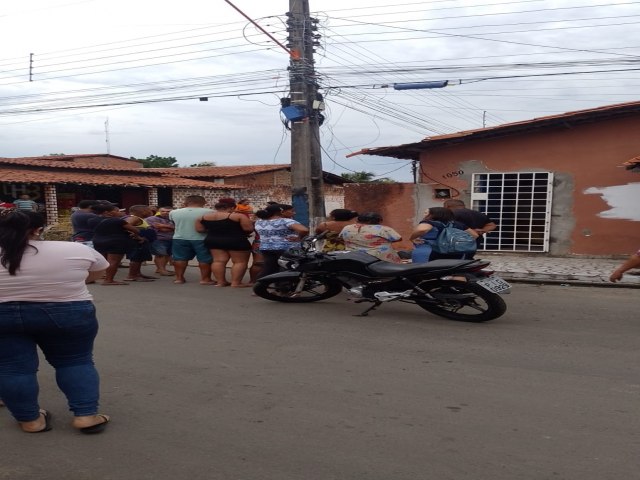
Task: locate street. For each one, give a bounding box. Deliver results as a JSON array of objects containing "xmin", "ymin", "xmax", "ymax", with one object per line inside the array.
[{"xmin": 1, "ymin": 269, "xmax": 638, "ymax": 480}]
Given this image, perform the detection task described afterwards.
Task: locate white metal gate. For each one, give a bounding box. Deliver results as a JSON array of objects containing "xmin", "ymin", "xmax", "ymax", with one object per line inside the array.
[{"xmin": 470, "ymin": 172, "xmax": 554, "ymax": 252}]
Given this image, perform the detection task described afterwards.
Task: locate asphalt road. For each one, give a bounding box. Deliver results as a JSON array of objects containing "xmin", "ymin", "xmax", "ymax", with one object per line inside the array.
[{"xmin": 1, "ymin": 268, "xmax": 638, "ymax": 480}]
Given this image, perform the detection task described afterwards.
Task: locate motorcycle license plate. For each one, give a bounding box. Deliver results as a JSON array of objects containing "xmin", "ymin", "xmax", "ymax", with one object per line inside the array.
[{"xmin": 477, "ymin": 276, "xmax": 511, "ymax": 293}]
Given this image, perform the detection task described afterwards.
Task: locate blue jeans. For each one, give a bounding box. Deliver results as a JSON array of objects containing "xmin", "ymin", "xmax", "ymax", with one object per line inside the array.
[
  {"xmin": 0, "ymin": 301, "xmax": 100, "ymax": 422},
  {"xmin": 411, "ymin": 243, "xmax": 433, "ymax": 263}
]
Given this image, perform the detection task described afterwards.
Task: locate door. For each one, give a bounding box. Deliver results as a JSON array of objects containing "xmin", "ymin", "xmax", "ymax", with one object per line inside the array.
[{"xmin": 470, "ymin": 172, "xmax": 554, "ymax": 252}]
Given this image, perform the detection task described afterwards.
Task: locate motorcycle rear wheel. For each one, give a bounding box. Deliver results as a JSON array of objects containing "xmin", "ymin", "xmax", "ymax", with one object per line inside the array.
[
  {"xmin": 416, "ymin": 281, "xmax": 506, "ymax": 322},
  {"xmin": 253, "ymin": 277, "xmax": 343, "ymax": 303}
]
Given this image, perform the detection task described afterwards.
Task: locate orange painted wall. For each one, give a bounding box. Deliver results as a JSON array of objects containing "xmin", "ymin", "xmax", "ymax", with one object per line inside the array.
[
  {"xmin": 344, "ymin": 183, "xmax": 418, "ymax": 250},
  {"xmin": 417, "ymin": 116, "xmax": 640, "ymax": 255}
]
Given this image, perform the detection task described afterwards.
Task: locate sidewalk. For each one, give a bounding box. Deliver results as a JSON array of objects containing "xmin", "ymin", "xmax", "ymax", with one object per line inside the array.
[{"xmin": 478, "ymin": 253, "xmax": 640, "ymax": 288}]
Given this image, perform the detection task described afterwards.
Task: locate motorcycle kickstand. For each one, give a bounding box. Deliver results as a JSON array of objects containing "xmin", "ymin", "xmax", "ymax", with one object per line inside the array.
[{"xmin": 354, "ymin": 300, "xmax": 382, "ymax": 317}]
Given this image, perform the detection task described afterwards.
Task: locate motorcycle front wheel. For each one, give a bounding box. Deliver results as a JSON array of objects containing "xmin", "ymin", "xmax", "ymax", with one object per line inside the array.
[
  {"xmin": 253, "ymin": 276, "xmax": 343, "ymax": 303},
  {"xmin": 415, "ymin": 281, "xmax": 506, "ymax": 322}
]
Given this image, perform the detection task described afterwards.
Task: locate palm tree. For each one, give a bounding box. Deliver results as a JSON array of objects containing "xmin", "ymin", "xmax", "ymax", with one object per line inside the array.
[{"xmin": 341, "ymin": 171, "xmax": 395, "ymax": 183}]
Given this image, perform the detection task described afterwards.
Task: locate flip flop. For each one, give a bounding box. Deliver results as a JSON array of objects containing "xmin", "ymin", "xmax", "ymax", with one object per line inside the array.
[
  {"xmin": 124, "ymin": 278, "xmax": 155, "ymax": 282},
  {"xmin": 79, "ymin": 414, "xmax": 110, "ymax": 435},
  {"xmin": 25, "ymin": 410, "xmax": 52, "ymax": 433}
]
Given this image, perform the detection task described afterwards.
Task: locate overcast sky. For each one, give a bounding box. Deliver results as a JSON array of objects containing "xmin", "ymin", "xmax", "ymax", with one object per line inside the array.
[{"xmin": 1, "ymin": 0, "xmax": 638, "ymax": 181}]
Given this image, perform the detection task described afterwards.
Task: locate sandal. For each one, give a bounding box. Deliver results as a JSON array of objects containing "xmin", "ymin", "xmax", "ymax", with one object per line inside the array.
[
  {"xmin": 23, "ymin": 409, "xmax": 52, "ymax": 433},
  {"xmin": 78, "ymin": 414, "xmax": 110, "ymax": 435}
]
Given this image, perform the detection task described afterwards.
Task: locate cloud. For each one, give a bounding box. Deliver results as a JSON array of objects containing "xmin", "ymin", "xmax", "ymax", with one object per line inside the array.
[{"xmin": 0, "ymin": 0, "xmax": 638, "ymax": 182}]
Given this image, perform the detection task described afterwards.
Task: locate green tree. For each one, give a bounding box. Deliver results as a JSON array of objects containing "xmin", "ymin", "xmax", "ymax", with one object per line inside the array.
[
  {"xmin": 189, "ymin": 161, "xmax": 217, "ymax": 167},
  {"xmin": 341, "ymin": 171, "xmax": 375, "ymax": 182},
  {"xmin": 135, "ymin": 155, "xmax": 179, "ymax": 168},
  {"xmin": 340, "ymin": 171, "xmax": 395, "ymax": 183}
]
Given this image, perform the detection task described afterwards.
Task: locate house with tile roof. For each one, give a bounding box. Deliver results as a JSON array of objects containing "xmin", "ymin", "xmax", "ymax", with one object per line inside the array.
[
  {"xmin": 347, "ymin": 101, "xmax": 640, "ymax": 256},
  {"xmin": 0, "ymin": 155, "xmax": 346, "ymax": 224}
]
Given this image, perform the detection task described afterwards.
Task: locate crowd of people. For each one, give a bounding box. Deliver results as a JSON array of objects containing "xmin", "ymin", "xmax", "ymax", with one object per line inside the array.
[
  {"xmin": 67, "ymin": 196, "xmax": 640, "ymax": 284},
  {"xmin": 1, "ymin": 195, "xmax": 638, "ymax": 435},
  {"xmin": 67, "ymin": 196, "xmax": 315, "ymax": 287}
]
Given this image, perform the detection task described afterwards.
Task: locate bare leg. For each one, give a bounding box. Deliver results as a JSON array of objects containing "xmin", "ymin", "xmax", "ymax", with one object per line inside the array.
[
  {"xmin": 211, "ymin": 249, "xmax": 230, "ymax": 286},
  {"xmin": 154, "ymin": 255, "xmax": 173, "ymax": 274},
  {"xmin": 198, "ymin": 262, "xmax": 214, "ymax": 285},
  {"xmin": 127, "ymin": 261, "xmax": 142, "ymax": 279},
  {"xmin": 229, "ymin": 250, "xmax": 251, "ymax": 286},
  {"xmin": 103, "ymin": 254, "xmax": 126, "ymax": 284},
  {"xmin": 173, "ymin": 260, "xmax": 188, "ymax": 283},
  {"xmin": 125, "ymin": 261, "xmax": 156, "ymax": 281},
  {"xmin": 249, "ymin": 251, "xmax": 264, "ymax": 284}
]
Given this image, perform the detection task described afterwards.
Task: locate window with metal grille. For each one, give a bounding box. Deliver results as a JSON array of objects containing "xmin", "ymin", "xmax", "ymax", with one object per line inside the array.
[{"xmin": 471, "ymin": 172, "xmax": 554, "ymax": 252}]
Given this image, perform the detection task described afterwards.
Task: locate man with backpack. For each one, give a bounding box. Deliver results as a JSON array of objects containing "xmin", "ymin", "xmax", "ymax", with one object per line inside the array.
[
  {"xmin": 409, "ymin": 207, "xmax": 478, "ymax": 263},
  {"xmin": 444, "ymin": 199, "xmax": 497, "ymax": 248}
]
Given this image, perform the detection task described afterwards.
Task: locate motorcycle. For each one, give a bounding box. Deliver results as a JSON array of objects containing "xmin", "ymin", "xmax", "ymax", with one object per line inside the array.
[{"xmin": 252, "ymin": 235, "xmax": 510, "ymax": 322}]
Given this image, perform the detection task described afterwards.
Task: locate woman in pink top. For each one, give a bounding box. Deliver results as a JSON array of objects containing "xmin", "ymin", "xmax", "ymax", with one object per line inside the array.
[{"xmin": 0, "ymin": 209, "xmax": 111, "ymax": 434}]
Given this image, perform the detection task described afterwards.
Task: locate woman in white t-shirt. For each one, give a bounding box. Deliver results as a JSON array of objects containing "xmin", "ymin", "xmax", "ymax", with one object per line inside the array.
[{"xmin": 0, "ymin": 209, "xmax": 111, "ymax": 434}]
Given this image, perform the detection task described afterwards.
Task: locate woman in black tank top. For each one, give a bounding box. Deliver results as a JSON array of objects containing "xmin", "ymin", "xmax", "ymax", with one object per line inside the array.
[{"xmin": 195, "ymin": 199, "xmax": 254, "ymax": 287}]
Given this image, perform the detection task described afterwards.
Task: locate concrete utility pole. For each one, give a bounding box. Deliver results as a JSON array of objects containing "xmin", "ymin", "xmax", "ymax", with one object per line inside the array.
[{"xmin": 287, "ymin": 0, "xmax": 325, "ymax": 227}]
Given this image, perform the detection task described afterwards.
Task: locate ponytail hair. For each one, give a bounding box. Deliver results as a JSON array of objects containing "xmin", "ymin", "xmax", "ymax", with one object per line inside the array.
[
  {"xmin": 0, "ymin": 209, "xmax": 45, "ymax": 275},
  {"xmin": 254, "ymin": 209, "xmax": 271, "ymax": 220}
]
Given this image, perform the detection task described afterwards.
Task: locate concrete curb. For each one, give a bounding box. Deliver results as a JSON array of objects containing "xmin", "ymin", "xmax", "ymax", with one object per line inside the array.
[{"xmin": 496, "ymin": 272, "xmax": 640, "ymax": 289}]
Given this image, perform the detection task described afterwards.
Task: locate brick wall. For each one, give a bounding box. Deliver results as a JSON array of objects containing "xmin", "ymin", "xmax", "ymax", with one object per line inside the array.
[
  {"xmin": 44, "ymin": 184, "xmax": 58, "ymax": 224},
  {"xmin": 147, "ymin": 187, "xmax": 158, "ymax": 207},
  {"xmin": 230, "ymin": 170, "xmax": 292, "ymax": 185},
  {"xmin": 172, "ymin": 185, "xmax": 344, "ymax": 220},
  {"xmin": 344, "ymin": 183, "xmax": 438, "ymax": 249}
]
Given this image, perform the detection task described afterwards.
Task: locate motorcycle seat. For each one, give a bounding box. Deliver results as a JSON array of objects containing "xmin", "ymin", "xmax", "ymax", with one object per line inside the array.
[{"xmin": 367, "ymin": 259, "xmax": 477, "ymax": 276}]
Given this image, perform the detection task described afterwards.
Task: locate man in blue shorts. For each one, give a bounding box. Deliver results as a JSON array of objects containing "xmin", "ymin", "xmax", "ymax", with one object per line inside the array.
[{"xmin": 169, "ymin": 195, "xmax": 214, "ymax": 284}]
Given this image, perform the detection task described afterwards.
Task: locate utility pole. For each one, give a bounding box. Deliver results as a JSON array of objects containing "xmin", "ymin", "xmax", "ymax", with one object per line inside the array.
[
  {"xmin": 105, "ymin": 117, "xmax": 111, "ymax": 154},
  {"xmin": 287, "ymin": 0, "xmax": 325, "ymax": 227}
]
